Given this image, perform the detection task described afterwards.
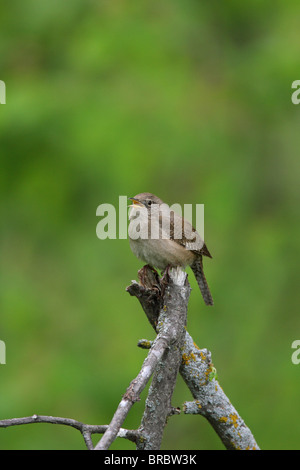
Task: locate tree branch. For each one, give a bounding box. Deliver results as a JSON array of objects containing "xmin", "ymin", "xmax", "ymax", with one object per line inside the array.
[
  {"xmin": 136, "ymin": 267, "xmax": 190, "ymax": 450},
  {"xmin": 93, "ymin": 334, "xmax": 169, "ymax": 450},
  {"xmin": 0, "ymin": 265, "xmax": 260, "ymax": 450},
  {"xmin": 180, "ymin": 334, "xmax": 259, "ymax": 450},
  {"xmin": 94, "ymin": 267, "xmax": 189, "ymax": 450},
  {"xmin": 0, "ymin": 415, "xmax": 139, "ymax": 450},
  {"xmin": 127, "ymin": 265, "xmax": 260, "ymax": 450}
]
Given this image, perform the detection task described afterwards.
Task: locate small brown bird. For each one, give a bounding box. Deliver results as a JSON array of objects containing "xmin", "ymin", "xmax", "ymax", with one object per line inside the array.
[{"xmin": 128, "ymin": 192, "xmax": 213, "ymax": 305}]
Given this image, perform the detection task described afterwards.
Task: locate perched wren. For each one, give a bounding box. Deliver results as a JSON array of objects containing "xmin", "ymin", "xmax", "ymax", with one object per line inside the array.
[{"xmin": 128, "ymin": 192, "xmax": 213, "ymax": 306}]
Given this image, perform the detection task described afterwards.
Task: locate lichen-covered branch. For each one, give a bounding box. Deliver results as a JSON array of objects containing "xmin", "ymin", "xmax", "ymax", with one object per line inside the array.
[
  {"xmin": 0, "ymin": 265, "xmax": 259, "ymax": 451},
  {"xmin": 181, "ymin": 333, "xmax": 259, "ymax": 450},
  {"xmin": 127, "ymin": 265, "xmax": 260, "ymax": 450}
]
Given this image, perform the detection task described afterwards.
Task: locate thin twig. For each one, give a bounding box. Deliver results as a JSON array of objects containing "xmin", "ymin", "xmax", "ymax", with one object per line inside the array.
[
  {"xmin": 0, "ymin": 415, "xmax": 139, "ymax": 450},
  {"xmin": 93, "ymin": 334, "xmax": 169, "ymax": 450}
]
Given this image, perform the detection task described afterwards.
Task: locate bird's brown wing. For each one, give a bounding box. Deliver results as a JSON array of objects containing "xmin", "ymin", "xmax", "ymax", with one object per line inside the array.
[{"xmin": 159, "ymin": 210, "xmax": 212, "ymax": 258}]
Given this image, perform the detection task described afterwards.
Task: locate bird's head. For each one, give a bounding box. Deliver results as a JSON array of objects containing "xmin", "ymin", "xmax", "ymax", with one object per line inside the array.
[{"xmin": 128, "ymin": 193, "xmax": 164, "ymax": 210}]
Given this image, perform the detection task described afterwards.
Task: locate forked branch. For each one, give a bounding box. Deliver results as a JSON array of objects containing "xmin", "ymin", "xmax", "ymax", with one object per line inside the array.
[
  {"xmin": 127, "ymin": 265, "xmax": 260, "ymax": 450},
  {"xmin": 0, "ymin": 266, "xmax": 259, "ymax": 450}
]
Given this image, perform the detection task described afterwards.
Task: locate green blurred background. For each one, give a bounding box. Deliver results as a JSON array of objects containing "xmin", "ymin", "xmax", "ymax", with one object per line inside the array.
[{"xmin": 0, "ymin": 0, "xmax": 300, "ymax": 450}]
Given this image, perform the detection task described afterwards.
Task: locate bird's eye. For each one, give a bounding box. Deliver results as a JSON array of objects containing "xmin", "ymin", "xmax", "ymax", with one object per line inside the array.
[{"xmin": 147, "ymin": 200, "xmax": 152, "ymax": 206}]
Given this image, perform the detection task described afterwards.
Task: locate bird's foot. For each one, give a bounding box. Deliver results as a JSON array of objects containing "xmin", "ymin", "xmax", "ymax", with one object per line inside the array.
[
  {"xmin": 138, "ymin": 265, "xmax": 161, "ymax": 293},
  {"xmin": 161, "ymin": 264, "xmax": 171, "ymax": 281}
]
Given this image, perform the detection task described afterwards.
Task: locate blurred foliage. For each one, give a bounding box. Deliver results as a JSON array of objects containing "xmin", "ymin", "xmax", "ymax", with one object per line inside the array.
[{"xmin": 0, "ymin": 0, "xmax": 300, "ymax": 450}]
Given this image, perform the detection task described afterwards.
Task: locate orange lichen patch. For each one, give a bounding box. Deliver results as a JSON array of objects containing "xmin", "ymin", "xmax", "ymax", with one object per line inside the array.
[
  {"xmin": 204, "ymin": 364, "xmax": 213, "ymax": 382},
  {"xmin": 219, "ymin": 416, "xmax": 228, "ymax": 424},
  {"xmin": 229, "ymin": 413, "xmax": 239, "ymax": 428},
  {"xmin": 181, "ymin": 352, "xmax": 196, "ymax": 365},
  {"xmin": 219, "ymin": 413, "xmax": 239, "ymax": 429},
  {"xmin": 181, "ymin": 353, "xmax": 189, "ymax": 365},
  {"xmin": 193, "ymin": 342, "xmax": 200, "ymax": 350},
  {"xmin": 199, "ymin": 351, "xmax": 207, "ymax": 361}
]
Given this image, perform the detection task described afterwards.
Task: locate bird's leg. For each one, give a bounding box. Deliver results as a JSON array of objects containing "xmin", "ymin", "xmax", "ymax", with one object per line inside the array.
[
  {"xmin": 138, "ymin": 265, "xmax": 161, "ymax": 294},
  {"xmin": 161, "ymin": 264, "xmax": 171, "ymax": 281}
]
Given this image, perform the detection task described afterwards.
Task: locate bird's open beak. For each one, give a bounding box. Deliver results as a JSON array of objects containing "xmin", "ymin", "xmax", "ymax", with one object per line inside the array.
[{"xmin": 128, "ymin": 197, "xmax": 143, "ymax": 207}]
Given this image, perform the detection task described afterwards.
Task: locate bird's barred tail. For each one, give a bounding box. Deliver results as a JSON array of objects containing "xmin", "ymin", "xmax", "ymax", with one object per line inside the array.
[{"xmin": 191, "ymin": 257, "xmax": 214, "ymax": 306}]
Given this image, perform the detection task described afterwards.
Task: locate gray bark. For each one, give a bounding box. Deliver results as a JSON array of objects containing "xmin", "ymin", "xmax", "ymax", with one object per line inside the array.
[
  {"xmin": 136, "ymin": 267, "xmax": 190, "ymax": 450},
  {"xmin": 127, "ymin": 265, "xmax": 260, "ymax": 450},
  {"xmin": 0, "ymin": 265, "xmax": 260, "ymax": 450}
]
